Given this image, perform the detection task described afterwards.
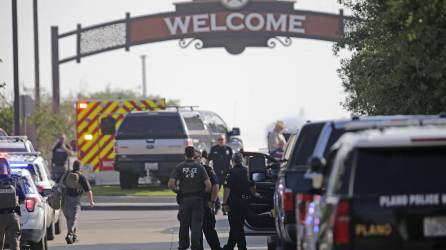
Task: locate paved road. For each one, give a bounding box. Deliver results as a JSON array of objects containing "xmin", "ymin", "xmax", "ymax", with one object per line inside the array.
[{"xmin": 48, "ymin": 210, "xmax": 268, "ymax": 250}]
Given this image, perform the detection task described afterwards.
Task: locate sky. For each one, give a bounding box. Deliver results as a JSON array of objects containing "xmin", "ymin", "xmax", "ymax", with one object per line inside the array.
[{"xmin": 0, "ymin": 0, "xmax": 351, "ymax": 149}]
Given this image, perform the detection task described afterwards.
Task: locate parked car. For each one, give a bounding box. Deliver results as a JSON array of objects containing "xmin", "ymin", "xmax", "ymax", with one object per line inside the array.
[
  {"xmin": 114, "ymin": 108, "xmax": 241, "ymax": 188},
  {"xmin": 8, "ymin": 153, "xmax": 62, "ymax": 240},
  {"xmin": 0, "ymin": 136, "xmax": 36, "ymax": 153},
  {"xmin": 272, "ymin": 115, "xmax": 443, "ymax": 250},
  {"xmin": 9, "ymin": 169, "xmax": 50, "ymax": 250},
  {"xmin": 304, "ymin": 126, "xmax": 446, "ymax": 250}
]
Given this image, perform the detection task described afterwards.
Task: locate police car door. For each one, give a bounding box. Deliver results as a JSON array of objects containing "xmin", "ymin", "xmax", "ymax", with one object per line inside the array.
[{"xmin": 244, "ymin": 152, "xmax": 277, "ymax": 235}]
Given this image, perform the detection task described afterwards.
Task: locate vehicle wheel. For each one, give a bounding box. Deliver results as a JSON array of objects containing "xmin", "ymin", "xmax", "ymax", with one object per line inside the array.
[
  {"xmin": 130, "ymin": 173, "xmax": 139, "ymax": 189},
  {"xmin": 119, "ymin": 172, "xmax": 131, "ymax": 189},
  {"xmin": 46, "ymin": 222, "xmax": 55, "ymax": 241},
  {"xmin": 281, "ymin": 240, "xmax": 296, "ymax": 250},
  {"xmin": 55, "ymin": 218, "xmax": 61, "ymax": 235},
  {"xmin": 267, "ymin": 235, "xmax": 278, "ymax": 250},
  {"xmin": 30, "ymin": 232, "xmax": 48, "ymax": 250}
]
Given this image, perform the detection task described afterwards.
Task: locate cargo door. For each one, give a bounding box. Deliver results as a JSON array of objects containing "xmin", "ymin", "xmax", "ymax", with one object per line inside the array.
[
  {"xmin": 98, "ymin": 114, "xmax": 120, "ymax": 171},
  {"xmin": 115, "ymin": 112, "xmax": 187, "ymax": 156},
  {"xmin": 350, "ymin": 146, "xmax": 446, "ymax": 250}
]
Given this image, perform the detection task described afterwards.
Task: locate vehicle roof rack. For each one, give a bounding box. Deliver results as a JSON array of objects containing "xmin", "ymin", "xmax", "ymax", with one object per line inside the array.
[
  {"xmin": 166, "ymin": 105, "xmax": 199, "ymax": 111},
  {"xmin": 0, "ymin": 136, "xmax": 28, "ymax": 142}
]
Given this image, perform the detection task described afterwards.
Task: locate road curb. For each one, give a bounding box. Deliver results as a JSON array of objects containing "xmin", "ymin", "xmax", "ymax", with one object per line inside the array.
[{"xmin": 81, "ymin": 203, "xmax": 178, "ymax": 211}]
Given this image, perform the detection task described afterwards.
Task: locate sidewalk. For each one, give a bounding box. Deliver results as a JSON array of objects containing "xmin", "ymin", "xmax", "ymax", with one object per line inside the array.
[{"xmin": 81, "ymin": 196, "xmax": 178, "ymax": 211}]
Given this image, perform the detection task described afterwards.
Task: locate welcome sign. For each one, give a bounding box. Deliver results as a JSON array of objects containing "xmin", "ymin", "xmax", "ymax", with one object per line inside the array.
[{"xmin": 127, "ymin": 0, "xmax": 344, "ymax": 54}]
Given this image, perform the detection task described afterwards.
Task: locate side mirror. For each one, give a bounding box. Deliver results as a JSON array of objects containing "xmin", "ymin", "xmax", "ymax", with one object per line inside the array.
[
  {"xmin": 229, "ymin": 127, "xmax": 240, "ymax": 136},
  {"xmin": 308, "ymin": 156, "xmax": 326, "ymax": 173},
  {"xmin": 252, "ymin": 172, "xmax": 266, "ymax": 182}
]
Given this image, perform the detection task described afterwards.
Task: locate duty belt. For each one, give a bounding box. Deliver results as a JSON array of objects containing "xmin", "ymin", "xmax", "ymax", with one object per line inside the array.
[{"xmin": 181, "ymin": 192, "xmax": 203, "ymax": 198}]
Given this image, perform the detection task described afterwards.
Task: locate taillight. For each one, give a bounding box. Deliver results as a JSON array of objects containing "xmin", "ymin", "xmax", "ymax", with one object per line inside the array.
[
  {"xmin": 333, "ymin": 200, "xmax": 350, "ymax": 245},
  {"xmin": 25, "ymin": 198, "xmax": 37, "ymax": 212},
  {"xmin": 184, "ymin": 138, "xmax": 193, "ymax": 147},
  {"xmin": 297, "ymin": 194, "xmax": 313, "ymax": 224},
  {"xmin": 282, "ymin": 188, "xmax": 294, "ymax": 213}
]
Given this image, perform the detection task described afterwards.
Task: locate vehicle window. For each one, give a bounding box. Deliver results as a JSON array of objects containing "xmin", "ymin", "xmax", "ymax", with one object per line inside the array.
[
  {"xmin": 21, "ymin": 176, "xmax": 37, "ymax": 194},
  {"xmin": 212, "ymin": 114, "xmax": 227, "ymax": 134},
  {"xmin": 323, "ymin": 128, "xmax": 346, "ymax": 158},
  {"xmin": 0, "ymin": 142, "xmax": 27, "ymax": 152},
  {"xmin": 290, "ymin": 122, "xmax": 325, "ymax": 167},
  {"xmin": 33, "ymin": 164, "xmax": 44, "ymax": 182},
  {"xmin": 117, "ymin": 114, "xmax": 186, "ymax": 139},
  {"xmin": 183, "ymin": 114, "xmax": 205, "ymax": 131},
  {"xmin": 283, "ymin": 134, "xmax": 297, "ymax": 161},
  {"xmin": 327, "ymin": 148, "xmax": 352, "ymax": 196},
  {"xmin": 353, "ymin": 146, "xmax": 446, "ymax": 195}
]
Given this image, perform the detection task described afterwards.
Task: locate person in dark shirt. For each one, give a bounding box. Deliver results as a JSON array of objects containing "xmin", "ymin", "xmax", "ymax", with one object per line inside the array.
[
  {"xmin": 196, "ymin": 150, "xmax": 221, "ymax": 250},
  {"xmin": 209, "ymin": 135, "xmax": 233, "ymax": 187},
  {"xmin": 52, "ymin": 134, "xmax": 73, "ymax": 182},
  {"xmin": 61, "ymin": 160, "xmax": 94, "ymax": 244},
  {"xmin": 168, "ymin": 146, "xmax": 211, "ymax": 250},
  {"xmin": 0, "ymin": 158, "xmax": 25, "ymax": 250},
  {"xmin": 222, "ymin": 153, "xmax": 255, "ymax": 250}
]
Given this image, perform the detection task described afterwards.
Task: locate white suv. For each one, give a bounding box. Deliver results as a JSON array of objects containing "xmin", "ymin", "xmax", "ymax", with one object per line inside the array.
[{"xmin": 0, "ymin": 136, "xmax": 36, "ymax": 153}]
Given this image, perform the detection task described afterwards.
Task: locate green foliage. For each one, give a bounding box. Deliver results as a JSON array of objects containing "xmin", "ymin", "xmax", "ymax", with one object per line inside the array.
[
  {"xmin": 0, "ymin": 106, "xmax": 13, "ymax": 134},
  {"xmin": 336, "ymin": 0, "xmax": 446, "ymax": 115}
]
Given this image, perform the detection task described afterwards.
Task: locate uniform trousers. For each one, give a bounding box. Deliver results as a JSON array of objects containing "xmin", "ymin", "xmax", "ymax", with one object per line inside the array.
[
  {"xmin": 0, "ymin": 212, "xmax": 20, "ymax": 250},
  {"xmin": 178, "ymin": 196, "xmax": 204, "ymax": 250},
  {"xmin": 224, "ymin": 204, "xmax": 248, "ymax": 250},
  {"xmin": 62, "ymin": 195, "xmax": 81, "ymax": 236},
  {"xmin": 200, "ymin": 205, "xmax": 221, "ymax": 250}
]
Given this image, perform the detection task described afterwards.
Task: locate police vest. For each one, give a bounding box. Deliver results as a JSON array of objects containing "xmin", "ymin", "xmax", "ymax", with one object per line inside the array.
[{"xmin": 0, "ymin": 180, "xmax": 17, "ymax": 209}]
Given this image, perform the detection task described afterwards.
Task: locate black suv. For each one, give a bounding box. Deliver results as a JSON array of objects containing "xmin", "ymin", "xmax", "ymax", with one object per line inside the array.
[
  {"xmin": 305, "ymin": 126, "xmax": 446, "ymax": 250},
  {"xmin": 272, "ymin": 115, "xmax": 441, "ymax": 250}
]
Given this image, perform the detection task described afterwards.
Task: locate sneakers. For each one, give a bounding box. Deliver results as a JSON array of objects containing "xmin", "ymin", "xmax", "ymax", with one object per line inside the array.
[{"xmin": 65, "ymin": 234, "xmax": 78, "ymax": 244}]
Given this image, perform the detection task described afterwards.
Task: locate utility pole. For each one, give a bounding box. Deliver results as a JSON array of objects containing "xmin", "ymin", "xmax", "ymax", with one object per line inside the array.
[
  {"xmin": 141, "ymin": 55, "xmax": 147, "ymax": 98},
  {"xmin": 33, "ymin": 0, "xmax": 40, "ymax": 107},
  {"xmin": 12, "ymin": 0, "xmax": 20, "ymax": 135}
]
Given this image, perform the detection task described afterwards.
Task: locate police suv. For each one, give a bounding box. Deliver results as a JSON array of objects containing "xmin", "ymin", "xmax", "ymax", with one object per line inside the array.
[
  {"xmin": 114, "ymin": 108, "xmax": 241, "ymax": 188},
  {"xmin": 304, "ymin": 125, "xmax": 446, "ymax": 250}
]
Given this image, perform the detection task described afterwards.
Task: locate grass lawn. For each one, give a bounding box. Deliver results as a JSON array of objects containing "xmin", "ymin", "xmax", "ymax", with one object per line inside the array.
[{"xmin": 92, "ymin": 185, "xmax": 176, "ymax": 196}]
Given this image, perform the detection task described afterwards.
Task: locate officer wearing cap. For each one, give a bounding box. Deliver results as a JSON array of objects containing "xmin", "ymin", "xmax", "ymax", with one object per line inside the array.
[
  {"xmin": 168, "ymin": 146, "xmax": 212, "ymax": 250},
  {"xmin": 209, "ymin": 135, "xmax": 233, "ymax": 187},
  {"xmin": 195, "ymin": 150, "xmax": 221, "ymax": 250},
  {"xmin": 222, "ymin": 152, "xmax": 254, "ymax": 250},
  {"xmin": 0, "ymin": 158, "xmax": 25, "ymax": 250}
]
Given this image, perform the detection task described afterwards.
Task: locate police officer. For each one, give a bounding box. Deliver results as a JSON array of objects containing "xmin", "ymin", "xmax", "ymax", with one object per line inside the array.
[
  {"xmin": 195, "ymin": 150, "xmax": 221, "ymax": 250},
  {"xmin": 52, "ymin": 134, "xmax": 73, "ymax": 182},
  {"xmin": 209, "ymin": 134, "xmax": 233, "ymax": 187},
  {"xmin": 0, "ymin": 158, "xmax": 25, "ymax": 250},
  {"xmin": 222, "ymin": 153, "xmax": 254, "ymax": 250},
  {"xmin": 168, "ymin": 146, "xmax": 211, "ymax": 250},
  {"xmin": 61, "ymin": 160, "xmax": 95, "ymax": 244}
]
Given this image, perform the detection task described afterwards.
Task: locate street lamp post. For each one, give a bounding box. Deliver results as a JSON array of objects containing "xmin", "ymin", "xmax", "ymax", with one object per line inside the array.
[
  {"xmin": 33, "ymin": 0, "xmax": 40, "ymax": 107},
  {"xmin": 12, "ymin": 0, "xmax": 20, "ymax": 135},
  {"xmin": 141, "ymin": 55, "xmax": 147, "ymax": 98}
]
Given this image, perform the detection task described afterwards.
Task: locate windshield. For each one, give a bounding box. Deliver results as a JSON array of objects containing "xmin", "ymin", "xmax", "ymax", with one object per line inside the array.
[
  {"xmin": 0, "ymin": 142, "xmax": 27, "ymax": 152},
  {"xmin": 353, "ymin": 146, "xmax": 446, "ymax": 195},
  {"xmin": 117, "ymin": 113, "xmax": 186, "ymax": 139}
]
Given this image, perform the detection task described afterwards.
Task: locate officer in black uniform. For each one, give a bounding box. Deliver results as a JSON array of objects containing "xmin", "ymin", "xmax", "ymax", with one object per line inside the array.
[
  {"xmin": 168, "ymin": 146, "xmax": 212, "ymax": 250},
  {"xmin": 195, "ymin": 150, "xmax": 221, "ymax": 250},
  {"xmin": 222, "ymin": 152, "xmax": 254, "ymax": 250},
  {"xmin": 209, "ymin": 134, "xmax": 233, "ymax": 187},
  {"xmin": 0, "ymin": 158, "xmax": 25, "ymax": 250},
  {"xmin": 51, "ymin": 134, "xmax": 73, "ymax": 182}
]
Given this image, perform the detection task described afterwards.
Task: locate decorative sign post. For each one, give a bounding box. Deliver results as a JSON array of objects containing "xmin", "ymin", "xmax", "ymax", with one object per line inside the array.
[{"xmin": 51, "ymin": 0, "xmax": 344, "ymax": 112}]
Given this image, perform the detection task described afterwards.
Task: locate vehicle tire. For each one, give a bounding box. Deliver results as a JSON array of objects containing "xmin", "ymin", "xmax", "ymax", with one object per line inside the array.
[
  {"xmin": 267, "ymin": 235, "xmax": 278, "ymax": 250},
  {"xmin": 130, "ymin": 172, "xmax": 139, "ymax": 189},
  {"xmin": 30, "ymin": 232, "xmax": 48, "ymax": 250},
  {"xmin": 46, "ymin": 222, "xmax": 55, "ymax": 241},
  {"xmin": 281, "ymin": 240, "xmax": 296, "ymax": 250},
  {"xmin": 55, "ymin": 218, "xmax": 61, "ymax": 235},
  {"xmin": 119, "ymin": 172, "xmax": 131, "ymax": 189}
]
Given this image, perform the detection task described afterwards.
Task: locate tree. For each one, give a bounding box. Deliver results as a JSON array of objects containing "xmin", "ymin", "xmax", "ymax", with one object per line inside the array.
[
  {"xmin": 0, "ymin": 106, "xmax": 13, "ymax": 133},
  {"xmin": 335, "ymin": 0, "xmax": 446, "ymax": 115}
]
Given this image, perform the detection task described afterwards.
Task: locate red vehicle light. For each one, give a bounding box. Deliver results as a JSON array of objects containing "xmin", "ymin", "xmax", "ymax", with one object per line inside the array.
[
  {"xmin": 25, "ymin": 197, "xmax": 37, "ymax": 212},
  {"xmin": 297, "ymin": 194, "xmax": 313, "ymax": 224},
  {"xmin": 333, "ymin": 200, "xmax": 350, "ymax": 245},
  {"xmin": 78, "ymin": 102, "xmax": 88, "ymax": 110},
  {"xmin": 184, "ymin": 138, "xmax": 193, "ymax": 147},
  {"xmin": 283, "ymin": 188, "xmax": 294, "ymax": 213}
]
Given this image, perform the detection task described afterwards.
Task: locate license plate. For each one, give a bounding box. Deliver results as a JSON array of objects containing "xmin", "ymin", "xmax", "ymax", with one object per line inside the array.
[
  {"xmin": 424, "ymin": 217, "xmax": 446, "ymax": 237},
  {"xmin": 145, "ymin": 162, "xmax": 159, "ymax": 171}
]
